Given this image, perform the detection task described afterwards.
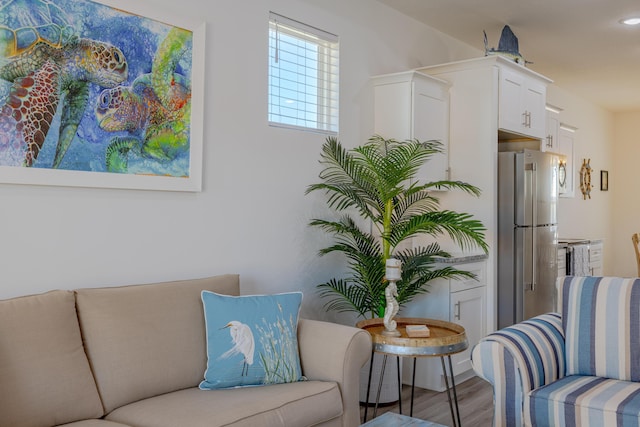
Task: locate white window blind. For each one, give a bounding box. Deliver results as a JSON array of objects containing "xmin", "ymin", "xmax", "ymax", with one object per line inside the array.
[{"xmin": 268, "ymin": 12, "xmax": 339, "ymax": 134}]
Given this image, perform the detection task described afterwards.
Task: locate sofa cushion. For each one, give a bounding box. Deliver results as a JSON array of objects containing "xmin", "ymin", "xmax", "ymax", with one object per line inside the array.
[
  {"xmin": 528, "ymin": 375, "xmax": 640, "ymax": 427},
  {"xmin": 0, "ymin": 290, "xmax": 104, "ymax": 427},
  {"xmin": 75, "ymin": 275, "xmax": 239, "ymax": 413},
  {"xmin": 199, "ymin": 291, "xmax": 303, "ymax": 390},
  {"xmin": 558, "ymin": 276, "xmax": 640, "ymax": 381},
  {"xmin": 105, "ymin": 381, "xmax": 343, "ymax": 427}
]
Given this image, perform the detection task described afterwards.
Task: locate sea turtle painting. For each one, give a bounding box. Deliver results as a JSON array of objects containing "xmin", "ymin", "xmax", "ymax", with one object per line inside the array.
[
  {"xmin": 0, "ymin": 0, "xmax": 128, "ymax": 167},
  {"xmin": 95, "ymin": 27, "xmax": 191, "ymax": 173}
]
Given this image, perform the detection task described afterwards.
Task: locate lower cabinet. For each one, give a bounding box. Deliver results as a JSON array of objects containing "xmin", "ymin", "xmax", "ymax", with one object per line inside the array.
[
  {"xmin": 589, "ymin": 241, "xmax": 603, "ymax": 275},
  {"xmin": 400, "ymin": 260, "xmax": 486, "ymax": 391}
]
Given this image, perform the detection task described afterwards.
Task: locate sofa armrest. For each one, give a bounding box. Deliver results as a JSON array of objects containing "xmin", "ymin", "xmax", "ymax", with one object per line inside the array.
[
  {"xmin": 297, "ymin": 318, "xmax": 371, "ymax": 427},
  {"xmin": 471, "ymin": 313, "xmax": 565, "ymax": 427}
]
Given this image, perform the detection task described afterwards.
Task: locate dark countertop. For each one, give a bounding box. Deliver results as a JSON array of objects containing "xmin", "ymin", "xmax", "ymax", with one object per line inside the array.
[{"xmin": 434, "ymin": 253, "xmax": 488, "ymax": 264}]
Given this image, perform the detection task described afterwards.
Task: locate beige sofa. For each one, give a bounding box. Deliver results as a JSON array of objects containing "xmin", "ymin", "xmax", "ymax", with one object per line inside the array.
[{"xmin": 0, "ymin": 274, "xmax": 371, "ymax": 427}]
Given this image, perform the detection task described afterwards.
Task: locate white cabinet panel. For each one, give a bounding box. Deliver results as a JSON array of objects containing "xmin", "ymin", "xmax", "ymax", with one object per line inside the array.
[
  {"xmin": 543, "ymin": 108, "xmax": 561, "ymax": 153},
  {"xmin": 499, "ymin": 66, "xmax": 547, "ymax": 139},
  {"xmin": 372, "ymin": 71, "xmax": 450, "ymax": 183},
  {"xmin": 558, "ymin": 126, "xmax": 576, "ymax": 198},
  {"xmin": 400, "ymin": 261, "xmax": 486, "ymax": 391},
  {"xmin": 450, "ymin": 286, "xmax": 485, "ymax": 375}
]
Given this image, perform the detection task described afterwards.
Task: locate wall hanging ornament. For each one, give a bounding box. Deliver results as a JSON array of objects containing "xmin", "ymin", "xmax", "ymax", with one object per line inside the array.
[{"xmin": 579, "ymin": 158, "xmax": 592, "ymax": 199}]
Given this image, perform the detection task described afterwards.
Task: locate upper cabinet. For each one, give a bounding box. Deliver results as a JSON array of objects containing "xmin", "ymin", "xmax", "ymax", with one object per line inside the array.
[
  {"xmin": 498, "ymin": 65, "xmax": 548, "ymax": 139},
  {"xmin": 372, "ymin": 71, "xmax": 450, "ymax": 183},
  {"xmin": 558, "ymin": 124, "xmax": 577, "ymax": 198},
  {"xmin": 543, "ymin": 105, "xmax": 562, "ymax": 153}
]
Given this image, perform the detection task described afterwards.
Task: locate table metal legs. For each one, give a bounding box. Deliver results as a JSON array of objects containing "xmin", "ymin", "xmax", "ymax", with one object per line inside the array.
[
  {"xmin": 363, "ymin": 352, "xmax": 462, "ymax": 427},
  {"xmin": 363, "ymin": 352, "xmax": 403, "ymax": 422},
  {"xmin": 441, "ymin": 355, "xmax": 462, "ymax": 427}
]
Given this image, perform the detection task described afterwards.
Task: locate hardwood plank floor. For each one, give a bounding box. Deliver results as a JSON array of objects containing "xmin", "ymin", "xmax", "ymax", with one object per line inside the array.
[{"xmin": 360, "ymin": 376, "xmax": 494, "ymax": 427}]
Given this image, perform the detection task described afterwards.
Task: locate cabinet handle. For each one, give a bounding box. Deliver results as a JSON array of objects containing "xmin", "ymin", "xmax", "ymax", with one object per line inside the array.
[
  {"xmin": 454, "ymin": 301, "xmax": 461, "ymax": 320},
  {"xmin": 547, "ymin": 135, "xmax": 553, "ymax": 148},
  {"xmin": 522, "ymin": 111, "xmax": 528, "ymax": 127},
  {"xmin": 527, "ymin": 111, "xmax": 532, "ymax": 128}
]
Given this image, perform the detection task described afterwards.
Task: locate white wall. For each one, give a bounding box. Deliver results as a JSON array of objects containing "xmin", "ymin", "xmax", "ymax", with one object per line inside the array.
[
  {"xmin": 0, "ymin": 0, "xmax": 478, "ymax": 322},
  {"xmin": 612, "ymin": 111, "xmax": 640, "ymax": 277},
  {"xmin": 546, "ymin": 85, "xmax": 615, "ymax": 274},
  {"xmin": 0, "ymin": 0, "xmax": 620, "ymax": 323}
]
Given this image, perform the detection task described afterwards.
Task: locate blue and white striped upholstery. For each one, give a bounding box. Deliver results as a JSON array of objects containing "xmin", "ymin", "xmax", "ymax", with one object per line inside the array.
[
  {"xmin": 471, "ymin": 313, "xmax": 565, "ymax": 427},
  {"xmin": 529, "ymin": 375, "xmax": 640, "ymax": 427},
  {"xmin": 558, "ymin": 276, "xmax": 640, "ymax": 381},
  {"xmin": 472, "ymin": 276, "xmax": 640, "ymax": 427}
]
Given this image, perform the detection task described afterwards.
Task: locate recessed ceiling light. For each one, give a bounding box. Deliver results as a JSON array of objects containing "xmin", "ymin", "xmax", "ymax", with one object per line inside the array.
[{"xmin": 620, "ymin": 17, "xmax": 640, "ymax": 25}]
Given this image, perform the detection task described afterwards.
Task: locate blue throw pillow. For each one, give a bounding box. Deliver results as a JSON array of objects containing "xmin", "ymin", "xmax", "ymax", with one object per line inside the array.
[{"xmin": 199, "ymin": 291, "xmax": 304, "ymax": 390}]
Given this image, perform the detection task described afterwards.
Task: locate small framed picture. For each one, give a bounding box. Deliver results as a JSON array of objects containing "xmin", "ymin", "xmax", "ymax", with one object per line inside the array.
[{"xmin": 601, "ymin": 170, "xmax": 609, "ymax": 191}]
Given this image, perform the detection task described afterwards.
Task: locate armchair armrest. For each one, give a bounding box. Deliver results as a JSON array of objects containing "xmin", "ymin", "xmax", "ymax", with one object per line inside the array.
[
  {"xmin": 297, "ymin": 318, "xmax": 371, "ymax": 427},
  {"xmin": 471, "ymin": 313, "xmax": 565, "ymax": 427}
]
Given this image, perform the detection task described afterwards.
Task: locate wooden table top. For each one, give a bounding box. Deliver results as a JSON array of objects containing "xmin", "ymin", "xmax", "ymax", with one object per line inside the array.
[{"xmin": 356, "ymin": 317, "xmax": 468, "ymax": 357}]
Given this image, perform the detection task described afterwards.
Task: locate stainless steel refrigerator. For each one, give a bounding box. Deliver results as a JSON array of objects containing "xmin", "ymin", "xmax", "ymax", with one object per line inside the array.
[{"xmin": 498, "ymin": 149, "xmax": 559, "ymax": 329}]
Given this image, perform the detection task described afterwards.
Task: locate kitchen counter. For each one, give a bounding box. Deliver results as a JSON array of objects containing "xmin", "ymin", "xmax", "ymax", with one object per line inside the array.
[{"xmin": 434, "ymin": 253, "xmax": 488, "ymax": 264}]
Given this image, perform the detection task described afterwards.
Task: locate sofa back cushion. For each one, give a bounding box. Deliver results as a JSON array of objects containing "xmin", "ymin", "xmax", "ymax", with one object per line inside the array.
[
  {"xmin": 0, "ymin": 290, "xmax": 104, "ymax": 427},
  {"xmin": 75, "ymin": 275, "xmax": 239, "ymax": 413},
  {"xmin": 558, "ymin": 276, "xmax": 640, "ymax": 381}
]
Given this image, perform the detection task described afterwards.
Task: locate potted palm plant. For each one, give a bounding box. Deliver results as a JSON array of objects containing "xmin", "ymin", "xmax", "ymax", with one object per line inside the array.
[
  {"xmin": 306, "ymin": 135, "xmax": 488, "ymax": 320},
  {"xmin": 306, "ymin": 135, "xmax": 488, "ymax": 404}
]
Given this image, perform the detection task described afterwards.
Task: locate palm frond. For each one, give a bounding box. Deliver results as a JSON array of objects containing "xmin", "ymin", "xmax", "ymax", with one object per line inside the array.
[{"xmin": 307, "ymin": 135, "xmax": 488, "ymax": 318}]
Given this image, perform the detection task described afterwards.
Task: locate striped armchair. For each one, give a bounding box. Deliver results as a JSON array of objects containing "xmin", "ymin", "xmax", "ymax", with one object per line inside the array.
[{"xmin": 472, "ymin": 276, "xmax": 640, "ymax": 427}]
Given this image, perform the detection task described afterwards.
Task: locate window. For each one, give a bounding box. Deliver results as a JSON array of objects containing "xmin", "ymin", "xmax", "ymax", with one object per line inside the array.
[{"xmin": 268, "ymin": 12, "xmax": 339, "ymax": 134}]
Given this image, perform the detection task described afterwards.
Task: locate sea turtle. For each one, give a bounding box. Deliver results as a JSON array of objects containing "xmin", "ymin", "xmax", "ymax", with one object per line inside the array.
[
  {"xmin": 95, "ymin": 27, "xmax": 190, "ymax": 173},
  {"xmin": 0, "ymin": 0, "xmax": 128, "ymax": 167}
]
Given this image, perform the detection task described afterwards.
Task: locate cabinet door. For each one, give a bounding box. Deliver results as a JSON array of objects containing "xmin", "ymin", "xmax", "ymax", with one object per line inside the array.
[
  {"xmin": 372, "ymin": 72, "xmax": 450, "ymax": 184},
  {"xmin": 523, "ymin": 80, "xmax": 546, "ymax": 139},
  {"xmin": 498, "ymin": 67, "xmax": 546, "ymax": 139},
  {"xmin": 450, "ymin": 286, "xmax": 486, "ymax": 376},
  {"xmin": 543, "ymin": 110, "xmax": 560, "ymax": 153},
  {"xmin": 412, "ymin": 77, "xmax": 449, "ymax": 183},
  {"xmin": 558, "ymin": 127, "xmax": 575, "ymax": 197},
  {"xmin": 498, "ymin": 67, "xmax": 526, "ymax": 134},
  {"xmin": 589, "ymin": 243, "xmax": 603, "ymax": 275}
]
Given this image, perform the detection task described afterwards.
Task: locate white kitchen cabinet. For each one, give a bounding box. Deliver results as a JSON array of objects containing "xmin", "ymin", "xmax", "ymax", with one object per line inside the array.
[
  {"xmin": 543, "ymin": 106, "xmax": 561, "ymax": 153},
  {"xmin": 498, "ymin": 66, "xmax": 548, "ymax": 139},
  {"xmin": 450, "ymin": 286, "xmax": 485, "ymax": 375},
  {"xmin": 400, "ymin": 260, "xmax": 486, "ymax": 391},
  {"xmin": 558, "ymin": 247, "xmax": 567, "ymax": 278},
  {"xmin": 372, "ymin": 71, "xmax": 450, "ymax": 183},
  {"xmin": 558, "ymin": 125, "xmax": 576, "ymax": 198},
  {"xmin": 589, "ymin": 241, "xmax": 603, "ymax": 275}
]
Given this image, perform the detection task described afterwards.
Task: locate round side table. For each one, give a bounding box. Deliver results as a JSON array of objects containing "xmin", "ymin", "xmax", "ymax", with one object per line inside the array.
[{"xmin": 357, "ymin": 317, "xmax": 468, "ymax": 427}]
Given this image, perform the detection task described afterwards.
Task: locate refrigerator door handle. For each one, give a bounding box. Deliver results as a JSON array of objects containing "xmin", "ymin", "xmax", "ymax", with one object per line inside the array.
[{"xmin": 524, "ymin": 161, "xmax": 537, "ymax": 292}]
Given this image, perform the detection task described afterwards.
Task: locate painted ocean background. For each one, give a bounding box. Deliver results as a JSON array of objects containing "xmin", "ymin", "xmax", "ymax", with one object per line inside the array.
[{"xmin": 0, "ymin": 0, "xmax": 193, "ymax": 176}]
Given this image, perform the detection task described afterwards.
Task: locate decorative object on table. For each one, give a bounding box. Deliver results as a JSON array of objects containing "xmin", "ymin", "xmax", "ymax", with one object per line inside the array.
[
  {"xmin": 0, "ymin": 0, "xmax": 205, "ymax": 192},
  {"xmin": 579, "ymin": 158, "xmax": 592, "ymax": 199},
  {"xmin": 306, "ymin": 135, "xmax": 488, "ymax": 321},
  {"xmin": 199, "ymin": 291, "xmax": 304, "ymax": 390},
  {"xmin": 484, "ymin": 25, "xmax": 530, "ymax": 65},
  {"xmin": 405, "ymin": 324, "xmax": 430, "ymax": 338},
  {"xmin": 382, "ymin": 258, "xmax": 402, "ymax": 337},
  {"xmin": 600, "ymin": 170, "xmax": 609, "ymax": 191}
]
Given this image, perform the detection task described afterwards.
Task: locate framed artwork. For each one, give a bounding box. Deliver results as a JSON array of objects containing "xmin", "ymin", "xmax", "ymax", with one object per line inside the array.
[
  {"xmin": 601, "ymin": 170, "xmax": 609, "ymax": 191},
  {"xmin": 0, "ymin": 0, "xmax": 205, "ymax": 191}
]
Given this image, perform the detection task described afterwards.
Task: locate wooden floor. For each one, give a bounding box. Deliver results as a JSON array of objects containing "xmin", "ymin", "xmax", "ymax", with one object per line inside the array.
[{"xmin": 360, "ymin": 376, "xmax": 494, "ymax": 427}]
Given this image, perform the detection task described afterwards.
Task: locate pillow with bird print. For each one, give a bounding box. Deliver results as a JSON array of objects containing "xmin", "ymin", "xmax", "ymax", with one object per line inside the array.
[{"xmin": 199, "ymin": 290, "xmax": 304, "ymax": 390}]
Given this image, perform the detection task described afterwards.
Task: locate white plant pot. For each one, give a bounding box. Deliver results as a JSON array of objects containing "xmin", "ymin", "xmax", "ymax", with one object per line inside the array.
[{"xmin": 359, "ymin": 353, "xmax": 401, "ymax": 405}]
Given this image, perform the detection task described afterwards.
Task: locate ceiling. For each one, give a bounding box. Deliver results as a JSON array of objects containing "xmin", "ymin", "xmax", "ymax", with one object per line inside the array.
[{"xmin": 378, "ymin": 0, "xmax": 640, "ymax": 112}]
